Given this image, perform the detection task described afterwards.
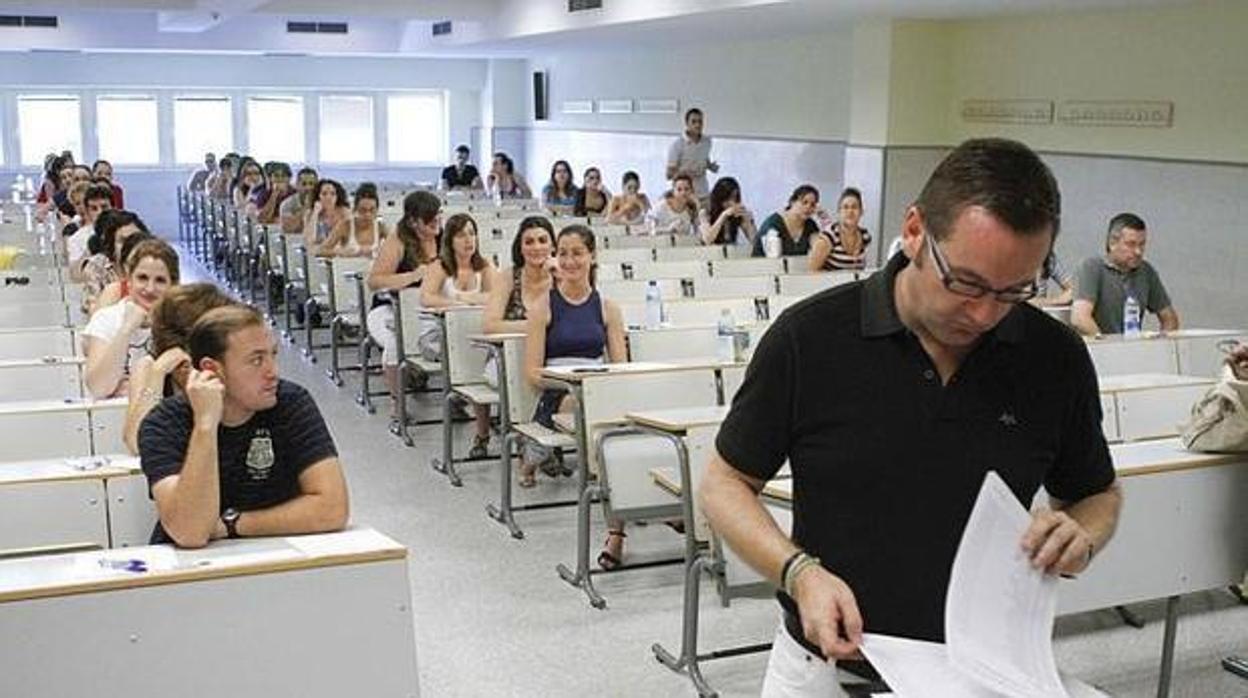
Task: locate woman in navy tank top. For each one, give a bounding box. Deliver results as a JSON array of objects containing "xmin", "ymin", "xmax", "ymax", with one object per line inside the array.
[{"xmin": 523, "ymin": 225, "xmax": 629, "ymax": 567}]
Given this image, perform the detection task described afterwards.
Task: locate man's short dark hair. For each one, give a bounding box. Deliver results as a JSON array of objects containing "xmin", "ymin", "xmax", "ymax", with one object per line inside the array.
[
  {"xmin": 1106, "ymin": 212, "xmax": 1146, "ymax": 249},
  {"xmin": 296, "ymin": 166, "xmax": 318, "ymax": 181},
  {"xmin": 455, "ymin": 144, "xmax": 470, "ymax": 155},
  {"xmin": 190, "ymin": 305, "xmax": 266, "ymax": 367},
  {"xmin": 264, "ymin": 161, "xmax": 292, "ymax": 178},
  {"xmin": 915, "ymin": 138, "xmax": 1061, "ymax": 242},
  {"xmin": 84, "ymin": 183, "xmax": 114, "ymax": 206},
  {"xmin": 685, "ymin": 107, "xmax": 703, "ymax": 122}
]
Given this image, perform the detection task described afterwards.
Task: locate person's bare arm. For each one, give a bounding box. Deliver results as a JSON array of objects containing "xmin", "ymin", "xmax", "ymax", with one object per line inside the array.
[
  {"xmin": 1024, "ymin": 481, "xmax": 1123, "ymax": 575},
  {"xmin": 367, "ymin": 236, "xmax": 423, "ymax": 292},
  {"xmin": 1157, "ymin": 306, "xmax": 1180, "ymax": 333},
  {"xmin": 807, "ymin": 234, "xmax": 832, "ymax": 272},
  {"xmin": 420, "ymin": 263, "xmax": 455, "ymax": 308},
  {"xmin": 280, "ymin": 203, "xmax": 304, "ymax": 235},
  {"xmin": 699, "ymin": 453, "xmax": 863, "ymax": 658},
  {"xmin": 232, "ymin": 458, "xmax": 349, "ymax": 538},
  {"xmin": 603, "ymin": 299, "xmax": 628, "ymax": 362},
  {"xmin": 1070, "ymin": 299, "xmax": 1101, "ymax": 337},
  {"xmin": 458, "ymin": 262, "xmax": 497, "ymax": 305},
  {"xmin": 523, "ymin": 296, "xmax": 551, "ymax": 389},
  {"xmin": 148, "ymin": 368, "xmax": 225, "ymax": 548},
  {"xmin": 123, "ymin": 349, "xmax": 189, "ymax": 455},
  {"xmin": 316, "ymin": 218, "xmax": 349, "ymax": 257},
  {"xmin": 83, "ymin": 303, "xmax": 146, "ymax": 398}
]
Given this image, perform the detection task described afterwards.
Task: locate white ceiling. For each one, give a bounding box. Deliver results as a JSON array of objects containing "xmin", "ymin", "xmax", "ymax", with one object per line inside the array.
[{"xmin": 0, "ymin": 0, "xmax": 1201, "ymax": 56}]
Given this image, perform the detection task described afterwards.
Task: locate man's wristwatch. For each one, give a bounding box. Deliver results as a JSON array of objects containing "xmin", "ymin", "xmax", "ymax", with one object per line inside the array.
[{"xmin": 221, "ymin": 508, "xmax": 242, "ymax": 539}]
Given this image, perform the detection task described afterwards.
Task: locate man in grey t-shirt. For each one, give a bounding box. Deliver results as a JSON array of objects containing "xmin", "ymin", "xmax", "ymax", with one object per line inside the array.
[
  {"xmin": 1071, "ymin": 212, "xmax": 1180, "ymax": 336},
  {"xmin": 666, "ymin": 107, "xmax": 718, "ymax": 202}
]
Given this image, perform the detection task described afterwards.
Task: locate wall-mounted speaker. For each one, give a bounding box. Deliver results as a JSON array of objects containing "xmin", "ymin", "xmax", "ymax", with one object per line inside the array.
[{"xmin": 533, "ymin": 71, "xmax": 548, "ymax": 121}]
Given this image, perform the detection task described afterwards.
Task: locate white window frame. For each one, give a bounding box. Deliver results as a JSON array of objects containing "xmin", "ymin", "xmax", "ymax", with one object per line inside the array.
[
  {"xmin": 95, "ymin": 93, "xmax": 161, "ymax": 166},
  {"xmin": 246, "ymin": 94, "xmax": 307, "ymax": 164},
  {"xmin": 172, "ymin": 94, "xmax": 235, "ymax": 165},
  {"xmin": 15, "ymin": 93, "xmax": 83, "ymax": 167},
  {"xmin": 385, "ymin": 91, "xmax": 448, "ymax": 167}
]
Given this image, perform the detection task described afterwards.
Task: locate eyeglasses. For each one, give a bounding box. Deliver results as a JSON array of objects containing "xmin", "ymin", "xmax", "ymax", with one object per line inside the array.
[{"xmin": 925, "ymin": 236, "xmax": 1039, "ymax": 303}]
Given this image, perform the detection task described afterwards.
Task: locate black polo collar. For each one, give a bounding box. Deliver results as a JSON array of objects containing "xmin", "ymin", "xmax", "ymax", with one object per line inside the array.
[{"xmin": 860, "ymin": 251, "xmax": 1026, "ymax": 344}]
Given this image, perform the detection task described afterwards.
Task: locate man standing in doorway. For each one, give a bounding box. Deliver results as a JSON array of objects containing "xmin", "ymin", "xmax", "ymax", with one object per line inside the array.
[
  {"xmin": 699, "ymin": 138, "xmax": 1122, "ymax": 697},
  {"xmin": 666, "ymin": 107, "xmax": 719, "ymax": 205}
]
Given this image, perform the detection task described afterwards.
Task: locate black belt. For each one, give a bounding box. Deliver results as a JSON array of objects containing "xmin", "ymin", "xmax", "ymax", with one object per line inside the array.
[{"xmin": 782, "ymin": 608, "xmax": 884, "ymax": 685}]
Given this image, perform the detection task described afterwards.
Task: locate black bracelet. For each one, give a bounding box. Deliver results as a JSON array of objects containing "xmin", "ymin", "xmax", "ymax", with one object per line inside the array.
[{"xmin": 779, "ymin": 550, "xmax": 804, "ymax": 591}]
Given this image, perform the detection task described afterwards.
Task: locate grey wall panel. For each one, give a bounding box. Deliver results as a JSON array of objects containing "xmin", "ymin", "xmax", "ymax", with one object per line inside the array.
[{"xmin": 881, "ymin": 146, "xmax": 1248, "ymax": 328}]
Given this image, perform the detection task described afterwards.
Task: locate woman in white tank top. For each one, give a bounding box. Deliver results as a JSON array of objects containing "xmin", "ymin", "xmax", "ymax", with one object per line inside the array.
[{"xmin": 420, "ymin": 212, "xmax": 500, "ymax": 458}]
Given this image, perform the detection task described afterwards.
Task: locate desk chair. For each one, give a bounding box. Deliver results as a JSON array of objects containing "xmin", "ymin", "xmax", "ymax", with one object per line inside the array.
[
  {"xmin": 319, "ymin": 256, "xmax": 372, "ymax": 386},
  {"xmin": 427, "ymin": 306, "xmax": 500, "ymax": 487}
]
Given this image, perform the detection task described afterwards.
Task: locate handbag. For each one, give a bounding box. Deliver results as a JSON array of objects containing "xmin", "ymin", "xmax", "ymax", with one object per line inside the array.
[{"xmin": 1181, "ymin": 364, "xmax": 1248, "ymax": 453}]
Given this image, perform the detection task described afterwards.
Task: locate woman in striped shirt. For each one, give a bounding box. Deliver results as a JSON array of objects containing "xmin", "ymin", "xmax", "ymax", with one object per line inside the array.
[{"xmin": 808, "ymin": 187, "xmax": 872, "ymax": 272}]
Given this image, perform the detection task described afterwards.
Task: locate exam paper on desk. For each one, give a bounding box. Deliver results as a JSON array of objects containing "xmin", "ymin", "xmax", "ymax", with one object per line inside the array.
[{"xmin": 859, "ymin": 471, "xmax": 1104, "ymax": 698}]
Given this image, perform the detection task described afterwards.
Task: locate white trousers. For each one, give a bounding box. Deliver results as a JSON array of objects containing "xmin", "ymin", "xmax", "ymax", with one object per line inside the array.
[{"xmin": 760, "ymin": 623, "xmax": 848, "ymax": 698}]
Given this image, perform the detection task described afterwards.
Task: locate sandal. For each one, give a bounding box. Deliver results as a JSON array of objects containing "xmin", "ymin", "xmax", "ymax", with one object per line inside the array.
[
  {"xmin": 518, "ymin": 459, "xmax": 537, "ymax": 489},
  {"xmin": 597, "ymin": 530, "xmax": 626, "ymax": 571},
  {"xmin": 538, "ymin": 453, "xmax": 562, "ymax": 477},
  {"xmin": 468, "ymin": 435, "xmax": 489, "ymax": 460}
]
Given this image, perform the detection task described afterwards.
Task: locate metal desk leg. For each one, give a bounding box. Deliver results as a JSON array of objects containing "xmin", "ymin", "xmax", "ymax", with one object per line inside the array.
[
  {"xmin": 1157, "ymin": 595, "xmax": 1180, "ymax": 698},
  {"xmin": 555, "ymin": 384, "xmax": 608, "ymax": 609}
]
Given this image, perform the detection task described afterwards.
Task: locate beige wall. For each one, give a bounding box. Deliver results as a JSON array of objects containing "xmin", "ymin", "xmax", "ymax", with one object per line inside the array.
[{"xmin": 905, "ymin": 1, "xmax": 1248, "ymax": 163}]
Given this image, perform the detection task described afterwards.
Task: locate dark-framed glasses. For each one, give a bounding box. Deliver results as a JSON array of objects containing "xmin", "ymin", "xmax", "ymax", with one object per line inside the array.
[{"xmin": 926, "ymin": 236, "xmax": 1039, "ymax": 303}]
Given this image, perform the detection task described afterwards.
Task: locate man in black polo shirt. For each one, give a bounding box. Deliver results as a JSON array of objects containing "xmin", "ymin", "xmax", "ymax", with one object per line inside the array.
[
  {"xmin": 700, "ymin": 138, "xmax": 1122, "ymax": 696},
  {"xmin": 139, "ymin": 305, "xmax": 349, "ymax": 548},
  {"xmin": 440, "ymin": 144, "xmax": 483, "ymax": 191}
]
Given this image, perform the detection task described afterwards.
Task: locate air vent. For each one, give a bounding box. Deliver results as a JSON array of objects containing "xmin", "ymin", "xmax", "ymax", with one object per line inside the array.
[
  {"xmin": 432, "ymin": 20, "xmax": 452, "ymax": 36},
  {"xmin": 0, "ymin": 15, "xmax": 59, "ymax": 28},
  {"xmin": 568, "ymin": 0, "xmax": 603, "ymax": 11},
  {"xmin": 286, "ymin": 21, "xmax": 348, "ymax": 34}
]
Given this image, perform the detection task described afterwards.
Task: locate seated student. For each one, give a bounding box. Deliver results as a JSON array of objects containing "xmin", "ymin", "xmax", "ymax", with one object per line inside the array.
[
  {"xmin": 138, "ymin": 305, "xmax": 349, "ymax": 548},
  {"xmin": 542, "ymin": 160, "xmax": 579, "ymax": 215},
  {"xmin": 207, "ymin": 154, "xmax": 238, "ymax": 202},
  {"xmin": 317, "ymin": 182, "xmax": 388, "ymax": 258},
  {"xmin": 124, "ymin": 283, "xmax": 235, "ymax": 455},
  {"xmin": 81, "ymin": 210, "xmax": 149, "ymax": 316},
  {"xmin": 441, "ymin": 144, "xmax": 483, "ymax": 191},
  {"xmin": 92, "ymin": 159, "xmax": 124, "ymax": 209},
  {"xmin": 572, "ymin": 167, "xmax": 611, "ymax": 218},
  {"xmin": 421, "ymin": 213, "xmax": 499, "ymax": 459},
  {"xmin": 279, "ymin": 167, "xmax": 319, "ymax": 235},
  {"xmin": 699, "ymin": 176, "xmax": 756, "ymax": 246},
  {"xmin": 1031, "ymin": 253, "xmax": 1074, "ymax": 307},
  {"xmin": 37, "ymin": 153, "xmax": 70, "ymax": 210},
  {"xmin": 303, "ymin": 179, "xmax": 351, "ymax": 250},
  {"xmin": 83, "ymin": 239, "xmax": 180, "ymax": 399},
  {"xmin": 93, "ymin": 230, "xmax": 154, "ymax": 312},
  {"xmin": 366, "ymin": 191, "xmax": 441, "ymax": 427},
  {"xmin": 56, "ymin": 165, "xmax": 94, "ymax": 219},
  {"xmin": 187, "ymin": 152, "xmax": 216, "ymax": 194},
  {"xmin": 523, "ymin": 226, "xmax": 630, "ymax": 572},
  {"xmin": 605, "ymin": 171, "xmax": 652, "ymax": 226},
  {"xmin": 483, "ymin": 216, "xmax": 556, "ymax": 337},
  {"xmin": 232, "ymin": 157, "xmax": 264, "ymax": 210},
  {"xmin": 57, "ymin": 180, "xmax": 90, "ymax": 239},
  {"xmin": 251, "ymin": 161, "xmax": 293, "ymax": 225},
  {"xmin": 66, "ymin": 183, "xmax": 114, "ymax": 281},
  {"xmin": 808, "ymin": 186, "xmax": 872, "ymax": 271},
  {"xmin": 1071, "ymin": 212, "xmax": 1180, "ymax": 336},
  {"xmin": 752, "ymin": 184, "xmax": 821, "ymax": 258},
  {"xmin": 650, "ymin": 174, "xmax": 699, "ymax": 236},
  {"xmin": 486, "ymin": 152, "xmax": 533, "ymax": 200}
]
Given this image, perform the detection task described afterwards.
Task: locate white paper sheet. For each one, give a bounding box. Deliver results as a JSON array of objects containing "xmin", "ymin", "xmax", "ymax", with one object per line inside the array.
[
  {"xmin": 860, "ymin": 633, "xmax": 1108, "ymax": 698},
  {"xmin": 944, "ymin": 471, "xmax": 1066, "ymax": 697}
]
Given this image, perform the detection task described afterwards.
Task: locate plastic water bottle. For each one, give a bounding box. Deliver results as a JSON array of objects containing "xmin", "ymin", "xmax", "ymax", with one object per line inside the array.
[
  {"xmin": 717, "ymin": 308, "xmax": 735, "ymax": 362},
  {"xmin": 764, "ymin": 228, "xmax": 782, "ymax": 259},
  {"xmin": 1123, "ymin": 294, "xmax": 1142, "ymax": 338},
  {"xmin": 644, "ymin": 280, "xmax": 663, "ymax": 330}
]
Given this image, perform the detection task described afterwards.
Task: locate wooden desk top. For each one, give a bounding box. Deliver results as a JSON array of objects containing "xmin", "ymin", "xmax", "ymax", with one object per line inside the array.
[
  {"xmin": 469, "ymin": 332, "xmax": 526, "ymax": 344},
  {"xmin": 0, "ymin": 454, "xmax": 139, "ymax": 485},
  {"xmin": 0, "ymin": 527, "xmax": 407, "ymax": 604},
  {"xmin": 1110, "ymin": 438, "xmax": 1245, "ymax": 477},
  {"xmin": 1099, "ymin": 373, "xmax": 1213, "ymax": 393},
  {"xmin": 1085, "ymin": 329, "xmax": 1244, "ymax": 344},
  {"xmin": 0, "ymin": 356, "xmax": 82, "ymax": 369},
  {"xmin": 0, "ymin": 396, "xmax": 126, "ymax": 416},
  {"xmin": 627, "ymin": 406, "xmax": 730, "ymax": 433},
  {"xmin": 649, "ymin": 465, "xmax": 792, "ymax": 500},
  {"xmin": 542, "ymin": 360, "xmax": 742, "ymax": 384}
]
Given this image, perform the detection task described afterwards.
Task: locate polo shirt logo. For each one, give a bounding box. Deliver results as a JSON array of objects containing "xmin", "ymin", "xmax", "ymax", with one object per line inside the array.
[{"xmin": 999, "ymin": 412, "xmax": 1019, "ymax": 427}]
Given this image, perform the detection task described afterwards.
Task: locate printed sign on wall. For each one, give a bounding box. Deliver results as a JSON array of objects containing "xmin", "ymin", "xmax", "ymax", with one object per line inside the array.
[
  {"xmin": 1058, "ymin": 101, "xmax": 1173, "ymax": 127},
  {"xmin": 961, "ymin": 99, "xmax": 1054, "ymax": 125}
]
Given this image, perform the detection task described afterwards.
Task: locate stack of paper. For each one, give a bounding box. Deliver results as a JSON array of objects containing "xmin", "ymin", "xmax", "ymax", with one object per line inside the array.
[{"xmin": 859, "ymin": 471, "xmax": 1107, "ymax": 697}]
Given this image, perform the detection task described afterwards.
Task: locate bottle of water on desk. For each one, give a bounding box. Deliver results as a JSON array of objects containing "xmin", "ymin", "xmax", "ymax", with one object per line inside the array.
[
  {"xmin": 1123, "ymin": 294, "xmax": 1142, "ymax": 338},
  {"xmin": 644, "ymin": 280, "xmax": 664, "ymax": 330},
  {"xmin": 717, "ymin": 308, "xmax": 735, "ymax": 362}
]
